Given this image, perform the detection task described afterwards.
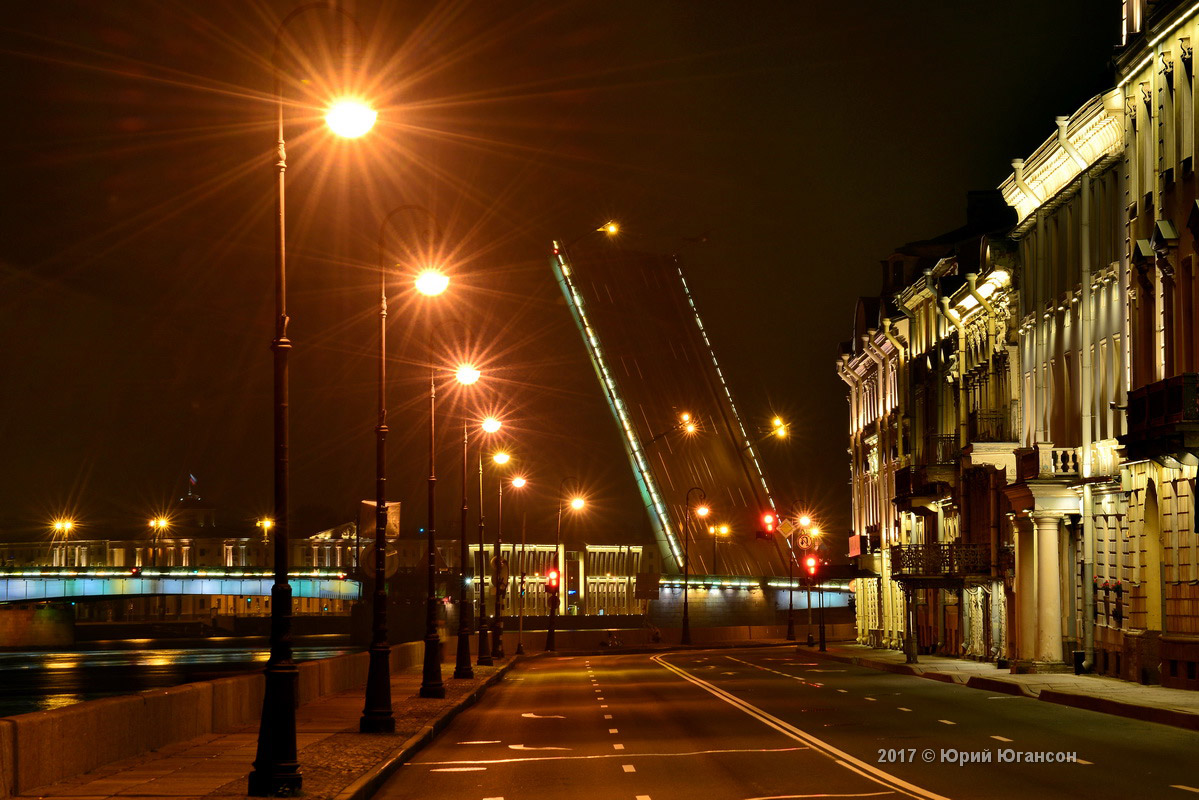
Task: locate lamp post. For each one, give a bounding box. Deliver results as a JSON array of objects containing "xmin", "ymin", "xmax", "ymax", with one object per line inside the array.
[
  {"xmin": 476, "ymin": 416, "xmax": 501, "ymax": 666},
  {"xmin": 490, "ymin": 451, "xmax": 512, "ymax": 659},
  {"xmin": 452, "ymin": 367, "xmax": 481, "ymax": 680},
  {"xmin": 148, "ymin": 518, "xmax": 168, "ymax": 568},
  {"xmin": 359, "ymin": 205, "xmax": 433, "ymax": 732},
  {"xmin": 682, "ymin": 487, "xmax": 708, "ymax": 646},
  {"xmin": 546, "ymin": 479, "xmax": 584, "ymax": 652},
  {"xmin": 250, "ymin": 5, "xmax": 374, "ymax": 795},
  {"xmin": 51, "ymin": 519, "xmax": 74, "ymax": 567},
  {"xmin": 511, "ymin": 478, "xmax": 528, "ymax": 654},
  {"xmin": 710, "ymin": 523, "xmax": 728, "ymax": 575},
  {"xmin": 415, "ymin": 268, "xmax": 449, "ymax": 700}
]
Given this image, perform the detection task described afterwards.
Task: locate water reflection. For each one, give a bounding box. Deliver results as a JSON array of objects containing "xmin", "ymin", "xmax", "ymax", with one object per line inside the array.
[{"xmin": 0, "ymin": 642, "xmax": 355, "ymax": 717}]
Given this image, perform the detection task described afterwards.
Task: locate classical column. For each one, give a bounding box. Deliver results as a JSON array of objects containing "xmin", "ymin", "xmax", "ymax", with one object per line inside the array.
[
  {"xmin": 1015, "ymin": 517, "xmax": 1036, "ymax": 664},
  {"xmin": 1032, "ymin": 511, "xmax": 1064, "ymax": 664}
]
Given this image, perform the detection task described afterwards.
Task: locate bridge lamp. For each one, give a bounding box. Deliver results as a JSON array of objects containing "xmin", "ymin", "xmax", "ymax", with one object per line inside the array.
[
  {"xmin": 455, "ymin": 364, "xmax": 481, "ymax": 385},
  {"xmin": 414, "ymin": 268, "xmax": 449, "ymax": 296},
  {"xmin": 481, "ymin": 416, "xmax": 501, "ymax": 433},
  {"xmin": 570, "ymin": 496, "xmax": 585, "ymax": 510},
  {"xmin": 492, "ymin": 451, "xmax": 510, "ymax": 465}
]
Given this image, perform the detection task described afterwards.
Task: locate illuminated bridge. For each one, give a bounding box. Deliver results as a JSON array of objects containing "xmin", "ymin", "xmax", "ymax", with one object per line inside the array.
[
  {"xmin": 551, "ymin": 238, "xmax": 789, "ymax": 578},
  {"xmin": 0, "ymin": 567, "xmax": 361, "ymax": 604}
]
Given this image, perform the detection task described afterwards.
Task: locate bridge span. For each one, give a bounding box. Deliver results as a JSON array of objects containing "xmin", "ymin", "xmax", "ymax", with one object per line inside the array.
[{"xmin": 0, "ymin": 567, "xmax": 361, "ymax": 604}]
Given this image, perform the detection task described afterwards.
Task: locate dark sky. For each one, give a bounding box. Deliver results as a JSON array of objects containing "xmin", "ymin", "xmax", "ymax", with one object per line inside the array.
[{"xmin": 0, "ymin": 2, "xmax": 1117, "ymax": 549}]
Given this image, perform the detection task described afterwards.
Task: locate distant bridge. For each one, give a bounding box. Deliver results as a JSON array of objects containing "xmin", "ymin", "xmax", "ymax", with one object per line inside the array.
[{"xmin": 0, "ymin": 567, "xmax": 361, "ymax": 604}]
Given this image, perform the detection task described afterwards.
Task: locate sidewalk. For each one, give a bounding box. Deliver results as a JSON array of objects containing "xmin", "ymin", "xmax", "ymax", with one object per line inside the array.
[
  {"xmin": 807, "ymin": 641, "xmax": 1199, "ymax": 732},
  {"xmin": 23, "ymin": 659, "xmax": 513, "ymax": 800}
]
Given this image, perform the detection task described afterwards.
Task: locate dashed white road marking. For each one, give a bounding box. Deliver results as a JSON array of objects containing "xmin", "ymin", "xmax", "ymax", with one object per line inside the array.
[
  {"xmin": 1170, "ymin": 786, "xmax": 1199, "ymax": 794},
  {"xmin": 604, "ymin": 714, "xmax": 613, "ymax": 719},
  {"xmin": 837, "ymin": 689, "xmax": 848, "ymax": 693},
  {"xmin": 937, "ymin": 720, "xmax": 956, "ymax": 726},
  {"xmin": 991, "ymin": 736, "xmax": 1012, "ymax": 743},
  {"xmin": 864, "ymin": 697, "xmax": 877, "ymax": 702},
  {"xmin": 430, "ymin": 767, "xmax": 486, "ymax": 772},
  {"xmin": 594, "ymin": 688, "xmax": 602, "ymax": 692},
  {"xmin": 897, "ymin": 707, "xmax": 911, "ymax": 712},
  {"xmin": 636, "ymin": 795, "xmax": 651, "ymax": 800},
  {"xmin": 1076, "ymin": 759, "xmax": 1093, "ymax": 765},
  {"xmin": 521, "ymin": 713, "xmax": 564, "ymax": 719},
  {"xmin": 622, "ymin": 764, "xmax": 636, "ymax": 772},
  {"xmin": 458, "ymin": 740, "xmax": 500, "ymax": 744},
  {"xmin": 601, "ymin": 704, "xmax": 609, "ymax": 708},
  {"xmin": 613, "ymin": 743, "xmax": 625, "ymax": 750},
  {"xmin": 609, "ymin": 728, "xmax": 619, "ymax": 734},
  {"xmin": 597, "ymin": 697, "xmax": 605, "ymax": 701}
]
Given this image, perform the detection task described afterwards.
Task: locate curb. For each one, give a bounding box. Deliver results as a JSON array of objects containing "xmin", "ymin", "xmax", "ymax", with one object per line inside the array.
[
  {"xmin": 334, "ymin": 660, "xmax": 517, "ymax": 800},
  {"xmin": 808, "ymin": 648, "xmax": 1199, "ymax": 732}
]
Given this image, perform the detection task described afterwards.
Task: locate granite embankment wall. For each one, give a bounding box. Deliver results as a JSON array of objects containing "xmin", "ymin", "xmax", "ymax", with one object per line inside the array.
[{"xmin": 0, "ymin": 641, "xmax": 422, "ymax": 797}]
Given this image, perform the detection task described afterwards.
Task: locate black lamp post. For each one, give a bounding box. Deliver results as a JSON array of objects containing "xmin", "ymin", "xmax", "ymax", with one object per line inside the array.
[
  {"xmin": 419, "ymin": 356, "xmax": 445, "ymax": 698},
  {"xmin": 490, "ymin": 454, "xmax": 512, "ymax": 659},
  {"xmin": 682, "ymin": 487, "xmax": 706, "ymax": 646},
  {"xmin": 454, "ymin": 418, "xmax": 474, "ymax": 679},
  {"xmin": 360, "ymin": 204, "xmax": 431, "ymax": 732},
  {"xmin": 250, "ymin": 4, "xmax": 371, "ymax": 794},
  {"xmin": 476, "ymin": 450, "xmax": 493, "ymax": 666},
  {"xmin": 786, "ymin": 544, "xmax": 796, "ymax": 642}
]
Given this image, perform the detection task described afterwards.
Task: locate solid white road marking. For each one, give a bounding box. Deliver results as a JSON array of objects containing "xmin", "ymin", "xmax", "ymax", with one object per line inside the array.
[
  {"xmin": 897, "ymin": 707, "xmax": 911, "ymax": 712},
  {"xmin": 743, "ymin": 793, "xmax": 894, "ymax": 799},
  {"xmin": 458, "ymin": 741, "xmax": 501, "ymax": 744},
  {"xmin": 623, "ymin": 764, "xmax": 636, "ymax": 772},
  {"xmin": 417, "ymin": 746, "xmax": 806, "ymax": 767},
  {"xmin": 508, "ymin": 745, "xmax": 570, "ymax": 751},
  {"xmin": 430, "ymin": 767, "xmax": 487, "ymax": 772},
  {"xmin": 990, "ymin": 736, "xmax": 1012, "ymax": 743},
  {"xmin": 1170, "ymin": 787, "xmax": 1199, "ymax": 794},
  {"xmin": 938, "ymin": 720, "xmax": 956, "ymax": 725},
  {"xmin": 614, "ymin": 743, "xmax": 625, "ymax": 750},
  {"xmin": 654, "ymin": 654, "xmax": 950, "ymax": 800},
  {"xmin": 521, "ymin": 713, "xmax": 564, "ymax": 719}
]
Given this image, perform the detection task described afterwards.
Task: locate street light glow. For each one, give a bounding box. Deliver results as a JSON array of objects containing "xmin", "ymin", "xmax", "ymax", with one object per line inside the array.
[
  {"xmin": 481, "ymin": 416, "xmax": 502, "ymax": 433},
  {"xmin": 600, "ymin": 221, "xmax": 619, "ymax": 235},
  {"xmin": 53, "ymin": 519, "xmax": 74, "ymax": 533},
  {"xmin": 414, "ymin": 269, "xmax": 449, "ymax": 296},
  {"xmin": 455, "ymin": 365, "xmax": 481, "ymax": 385},
  {"xmin": 324, "ymin": 98, "xmax": 377, "ymax": 138},
  {"xmin": 258, "ymin": 518, "xmax": 274, "ymax": 531},
  {"xmin": 493, "ymin": 452, "xmax": 511, "ymax": 465},
  {"xmin": 511, "ymin": 476, "xmax": 527, "ymax": 488},
  {"xmin": 684, "ymin": 422, "xmax": 697, "ymax": 434},
  {"xmin": 570, "ymin": 497, "xmax": 585, "ymax": 510},
  {"xmin": 799, "ymin": 515, "xmax": 811, "ymax": 528},
  {"xmin": 695, "ymin": 505, "xmax": 710, "ymax": 518},
  {"xmin": 719, "ymin": 524, "xmax": 730, "ymax": 535}
]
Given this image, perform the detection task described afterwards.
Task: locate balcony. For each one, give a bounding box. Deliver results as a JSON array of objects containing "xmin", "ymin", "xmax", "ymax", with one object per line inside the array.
[
  {"xmin": 1121, "ymin": 374, "xmax": 1199, "ymax": 464},
  {"xmin": 968, "ymin": 410, "xmax": 1010, "ymax": 443},
  {"xmin": 1014, "ymin": 444, "xmax": 1080, "ymax": 481},
  {"xmin": 918, "ymin": 433, "xmax": 958, "ymax": 466},
  {"xmin": 890, "ymin": 542, "xmax": 991, "ymax": 580}
]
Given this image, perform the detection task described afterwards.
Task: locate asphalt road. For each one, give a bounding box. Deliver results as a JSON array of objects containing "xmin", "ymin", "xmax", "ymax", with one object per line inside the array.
[{"xmin": 375, "ymin": 645, "xmax": 1199, "ymax": 800}]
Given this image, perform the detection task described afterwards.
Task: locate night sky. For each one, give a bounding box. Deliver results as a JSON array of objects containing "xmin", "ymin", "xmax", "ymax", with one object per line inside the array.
[{"xmin": 0, "ymin": 2, "xmax": 1117, "ymax": 551}]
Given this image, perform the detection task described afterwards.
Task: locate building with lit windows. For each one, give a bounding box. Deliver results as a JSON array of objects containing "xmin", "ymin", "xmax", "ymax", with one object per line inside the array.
[{"xmin": 1112, "ymin": 0, "xmax": 1199, "ymax": 689}]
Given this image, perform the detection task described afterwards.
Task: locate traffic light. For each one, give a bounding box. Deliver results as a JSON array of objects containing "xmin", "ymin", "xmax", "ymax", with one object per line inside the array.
[
  {"xmin": 804, "ymin": 556, "xmax": 818, "ymax": 578},
  {"xmin": 546, "ymin": 568, "xmax": 560, "ymax": 595},
  {"xmin": 757, "ymin": 512, "xmax": 776, "ymax": 538}
]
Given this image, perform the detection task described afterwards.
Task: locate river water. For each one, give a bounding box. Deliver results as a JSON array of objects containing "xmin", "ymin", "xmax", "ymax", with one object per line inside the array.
[{"xmin": 0, "ymin": 637, "xmax": 356, "ymax": 717}]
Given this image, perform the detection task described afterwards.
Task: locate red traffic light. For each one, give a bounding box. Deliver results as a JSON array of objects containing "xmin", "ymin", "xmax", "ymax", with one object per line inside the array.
[
  {"xmin": 804, "ymin": 556, "xmax": 818, "ymax": 576},
  {"xmin": 547, "ymin": 568, "xmax": 560, "ymax": 593},
  {"xmin": 758, "ymin": 512, "xmax": 776, "ymax": 538}
]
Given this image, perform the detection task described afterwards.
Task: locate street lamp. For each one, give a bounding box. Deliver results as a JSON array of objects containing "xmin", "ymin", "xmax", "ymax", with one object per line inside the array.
[
  {"xmin": 473, "ymin": 417, "xmax": 501, "ymax": 667},
  {"xmin": 51, "ymin": 519, "xmax": 74, "ymax": 566},
  {"xmin": 546, "ymin": 479, "xmax": 585, "ymax": 652},
  {"xmin": 682, "ymin": 488, "xmax": 707, "ymax": 646},
  {"xmin": 148, "ymin": 518, "xmax": 169, "ymax": 568},
  {"xmin": 415, "ymin": 262, "xmax": 449, "ymax": 701},
  {"xmin": 452, "ymin": 367, "xmax": 482, "ymax": 680},
  {"xmin": 489, "ymin": 451, "xmax": 513, "ymax": 659},
  {"xmin": 359, "ymin": 203, "xmax": 437, "ymax": 732},
  {"xmin": 510, "ymin": 476, "xmax": 529, "ymax": 655},
  {"xmin": 710, "ymin": 523, "xmax": 729, "ymax": 576},
  {"xmin": 250, "ymin": 5, "xmax": 373, "ymax": 795}
]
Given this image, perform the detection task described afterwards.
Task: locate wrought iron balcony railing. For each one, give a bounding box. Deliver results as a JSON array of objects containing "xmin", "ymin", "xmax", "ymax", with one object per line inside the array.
[{"xmin": 890, "ymin": 542, "xmax": 991, "ymax": 578}]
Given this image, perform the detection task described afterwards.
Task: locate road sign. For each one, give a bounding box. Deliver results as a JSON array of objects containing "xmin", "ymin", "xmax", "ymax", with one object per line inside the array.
[
  {"xmin": 777, "ymin": 519, "xmax": 795, "ymax": 538},
  {"xmin": 797, "ymin": 533, "xmax": 812, "ymax": 549}
]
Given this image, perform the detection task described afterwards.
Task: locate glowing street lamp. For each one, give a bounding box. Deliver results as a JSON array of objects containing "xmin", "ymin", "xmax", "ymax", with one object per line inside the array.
[
  {"xmin": 455, "ymin": 364, "xmax": 481, "ymax": 385},
  {"xmin": 510, "ymin": 476, "xmax": 529, "ymax": 654},
  {"xmin": 452, "ymin": 369, "xmax": 483, "ymax": 680},
  {"xmin": 414, "ymin": 269, "xmax": 449, "ymax": 296},
  {"xmin": 324, "ymin": 99, "xmax": 377, "ymax": 139},
  {"xmin": 474, "ymin": 416, "xmax": 503, "ymax": 667},
  {"xmin": 148, "ymin": 518, "xmax": 169, "ymax": 567},
  {"xmin": 489, "ymin": 452, "xmax": 515, "ymax": 659},
  {"xmin": 547, "ymin": 479, "xmax": 586, "ymax": 651},
  {"xmin": 252, "ymin": 5, "xmax": 374, "ymax": 793},
  {"xmin": 481, "ymin": 416, "xmax": 501, "ymax": 434}
]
